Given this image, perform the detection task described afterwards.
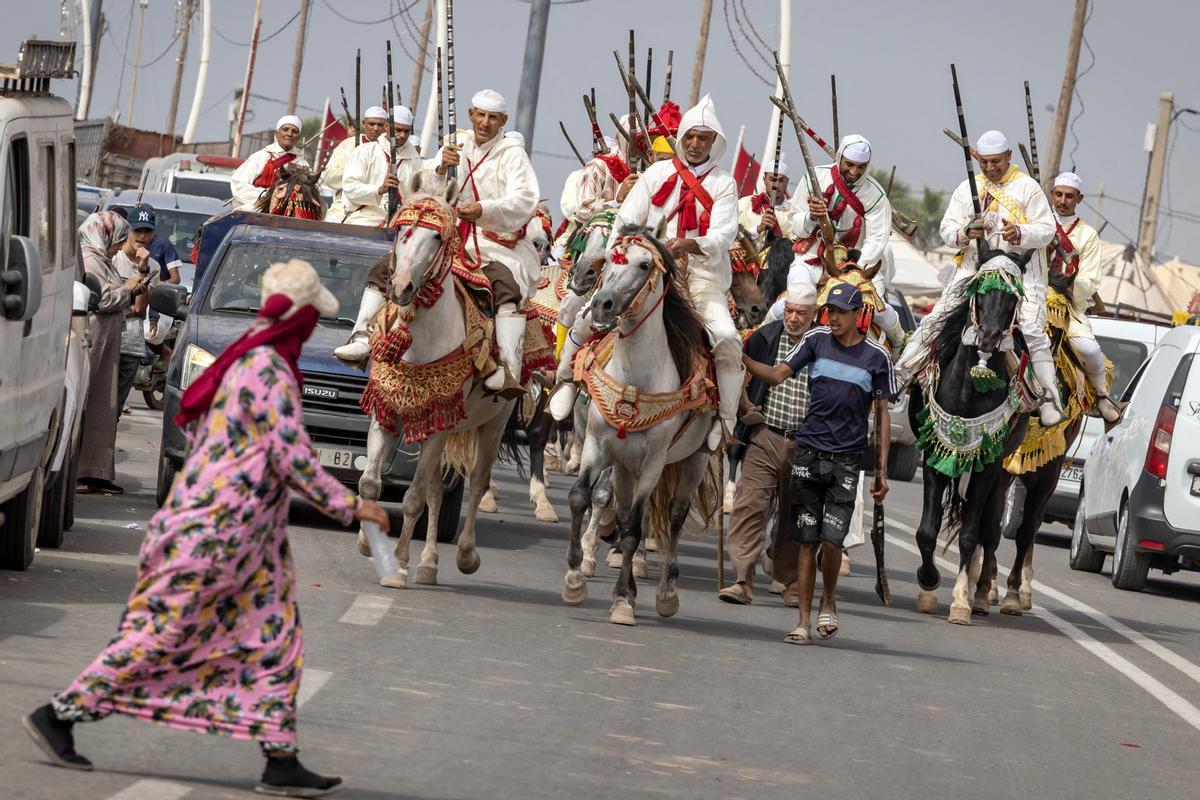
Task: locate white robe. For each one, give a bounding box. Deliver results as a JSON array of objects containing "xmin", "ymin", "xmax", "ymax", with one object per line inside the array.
[
  {"xmin": 341, "ymin": 136, "xmax": 423, "ymax": 227},
  {"xmin": 788, "ymin": 165, "xmax": 893, "ymax": 271},
  {"xmin": 319, "ymin": 135, "xmax": 363, "ymax": 222},
  {"xmin": 427, "ymin": 130, "xmax": 541, "ymax": 300},
  {"xmin": 230, "ymin": 142, "xmax": 310, "ymax": 211},
  {"xmin": 737, "ymin": 194, "xmax": 794, "ymax": 239},
  {"xmin": 1055, "ymin": 212, "xmax": 1103, "ymax": 340}
]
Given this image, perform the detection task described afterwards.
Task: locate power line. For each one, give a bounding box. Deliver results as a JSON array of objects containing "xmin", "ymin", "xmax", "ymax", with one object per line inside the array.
[
  {"xmin": 1065, "ymin": 0, "xmax": 1095, "ymax": 170},
  {"xmin": 721, "ymin": 0, "xmax": 771, "ymax": 87},
  {"xmin": 320, "ymin": 0, "xmax": 406, "ymax": 25},
  {"xmin": 213, "ymin": 9, "xmax": 301, "ymax": 47}
]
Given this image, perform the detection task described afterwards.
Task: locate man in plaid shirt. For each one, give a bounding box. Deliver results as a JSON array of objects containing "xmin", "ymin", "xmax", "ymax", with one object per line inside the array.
[{"xmin": 719, "ymin": 284, "xmax": 817, "ymax": 606}]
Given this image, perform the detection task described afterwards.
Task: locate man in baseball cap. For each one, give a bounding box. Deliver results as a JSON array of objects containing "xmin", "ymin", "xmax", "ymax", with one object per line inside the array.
[{"xmin": 742, "ymin": 279, "xmax": 894, "ymax": 645}]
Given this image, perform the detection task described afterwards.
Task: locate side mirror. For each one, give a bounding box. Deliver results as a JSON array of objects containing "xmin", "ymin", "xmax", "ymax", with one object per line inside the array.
[
  {"xmin": 150, "ymin": 282, "xmax": 190, "ymax": 320},
  {"xmin": 82, "ymin": 273, "xmax": 102, "ymax": 312},
  {"xmin": 1, "ymin": 234, "xmax": 43, "ymax": 321}
]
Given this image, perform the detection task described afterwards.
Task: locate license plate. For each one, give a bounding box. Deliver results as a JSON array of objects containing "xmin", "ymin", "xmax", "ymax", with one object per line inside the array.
[
  {"xmin": 316, "ymin": 447, "xmax": 356, "ymax": 470},
  {"xmin": 1060, "ymin": 465, "xmax": 1084, "ymax": 483}
]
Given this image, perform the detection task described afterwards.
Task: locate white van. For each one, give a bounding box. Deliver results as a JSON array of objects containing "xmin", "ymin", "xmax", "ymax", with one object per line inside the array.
[
  {"xmin": 1074, "ymin": 324, "xmax": 1200, "ymax": 590},
  {"xmin": 138, "ymin": 152, "xmax": 238, "ymax": 203},
  {"xmin": 0, "ymin": 40, "xmax": 94, "ymax": 569}
]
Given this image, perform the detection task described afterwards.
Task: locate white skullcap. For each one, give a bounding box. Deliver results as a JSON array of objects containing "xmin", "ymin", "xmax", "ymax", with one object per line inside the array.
[
  {"xmin": 1053, "ymin": 171, "xmax": 1083, "ymax": 192},
  {"xmin": 504, "ymin": 130, "xmax": 525, "ymax": 143},
  {"xmin": 841, "ymin": 140, "xmax": 871, "ymax": 163},
  {"xmin": 765, "ymin": 159, "xmax": 789, "ymax": 177},
  {"xmin": 975, "ymin": 130, "xmax": 1010, "ymax": 156},
  {"xmin": 393, "ymin": 105, "xmax": 414, "ymax": 126},
  {"xmin": 786, "ymin": 282, "xmax": 817, "ymax": 306},
  {"xmin": 362, "ymin": 106, "xmax": 387, "ymax": 120},
  {"xmin": 471, "ymin": 89, "xmax": 509, "ymax": 114},
  {"xmin": 275, "ymin": 114, "xmax": 302, "ymax": 131}
]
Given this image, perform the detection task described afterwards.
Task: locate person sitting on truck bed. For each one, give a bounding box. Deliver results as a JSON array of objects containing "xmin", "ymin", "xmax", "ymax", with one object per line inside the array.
[
  {"xmin": 230, "ymin": 115, "xmax": 310, "ymax": 211},
  {"xmin": 339, "ymin": 104, "xmax": 422, "ymax": 227},
  {"xmin": 319, "ymin": 107, "xmax": 385, "ymax": 223}
]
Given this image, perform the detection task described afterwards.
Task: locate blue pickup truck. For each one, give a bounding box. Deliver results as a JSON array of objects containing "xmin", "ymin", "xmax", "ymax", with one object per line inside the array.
[{"xmin": 149, "ymin": 211, "xmax": 463, "ymax": 542}]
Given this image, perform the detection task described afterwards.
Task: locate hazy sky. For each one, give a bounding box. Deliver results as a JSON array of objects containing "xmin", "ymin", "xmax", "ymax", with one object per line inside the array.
[{"xmin": 5, "ymin": 1, "xmax": 1198, "ymax": 265}]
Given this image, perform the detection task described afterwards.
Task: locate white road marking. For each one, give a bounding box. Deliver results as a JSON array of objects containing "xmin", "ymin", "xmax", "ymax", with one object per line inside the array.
[
  {"xmin": 297, "ymin": 668, "xmax": 333, "ymax": 708},
  {"xmin": 883, "ymin": 526, "xmax": 1200, "ymax": 733},
  {"xmin": 105, "ymin": 779, "xmax": 192, "ymax": 800},
  {"xmin": 37, "ymin": 550, "xmax": 139, "ymax": 566},
  {"xmin": 338, "ymin": 594, "xmax": 393, "ymax": 626},
  {"xmin": 886, "ymin": 518, "xmax": 1200, "ymax": 688}
]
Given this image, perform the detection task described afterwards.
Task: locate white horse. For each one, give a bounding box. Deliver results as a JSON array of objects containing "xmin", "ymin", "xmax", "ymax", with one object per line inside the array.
[
  {"xmin": 561, "ymin": 224, "xmax": 720, "ymax": 625},
  {"xmin": 356, "ymin": 177, "xmax": 518, "ymax": 587}
]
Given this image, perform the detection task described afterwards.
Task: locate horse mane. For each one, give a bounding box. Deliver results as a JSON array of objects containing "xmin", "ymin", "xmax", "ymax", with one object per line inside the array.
[
  {"xmin": 927, "ymin": 285, "xmax": 973, "ymax": 370},
  {"xmin": 618, "ymin": 223, "xmax": 709, "ymax": 381}
]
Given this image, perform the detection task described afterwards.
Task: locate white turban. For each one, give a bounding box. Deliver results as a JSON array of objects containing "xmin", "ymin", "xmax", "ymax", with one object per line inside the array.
[
  {"xmin": 471, "ymin": 89, "xmax": 509, "ymax": 114},
  {"xmin": 786, "ymin": 282, "xmax": 817, "ymax": 306},
  {"xmin": 393, "ymin": 105, "xmax": 414, "ymax": 126},
  {"xmin": 841, "ymin": 140, "xmax": 871, "ymax": 164},
  {"xmin": 764, "ymin": 158, "xmax": 789, "ymax": 177},
  {"xmin": 975, "ymin": 130, "xmax": 1010, "ymax": 156},
  {"xmin": 275, "ymin": 114, "xmax": 302, "ymax": 131},
  {"xmin": 1053, "ymin": 171, "xmax": 1084, "ymax": 192},
  {"xmin": 504, "ymin": 130, "xmax": 525, "ymax": 144},
  {"xmin": 362, "ymin": 106, "xmax": 387, "ymax": 120}
]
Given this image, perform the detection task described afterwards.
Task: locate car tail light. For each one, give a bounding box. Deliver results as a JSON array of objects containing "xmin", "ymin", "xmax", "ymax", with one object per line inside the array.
[
  {"xmin": 1139, "ymin": 540, "xmax": 1165, "ymax": 550},
  {"xmin": 1144, "ymin": 404, "xmax": 1176, "ymax": 480}
]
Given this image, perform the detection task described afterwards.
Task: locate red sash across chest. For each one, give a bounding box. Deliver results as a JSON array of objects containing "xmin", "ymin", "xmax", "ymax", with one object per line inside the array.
[{"xmin": 650, "ymin": 158, "xmax": 715, "ymax": 238}]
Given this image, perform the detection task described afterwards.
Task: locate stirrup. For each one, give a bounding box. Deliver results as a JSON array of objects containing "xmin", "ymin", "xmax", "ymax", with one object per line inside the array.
[{"xmin": 484, "ymin": 367, "xmax": 525, "ymax": 400}]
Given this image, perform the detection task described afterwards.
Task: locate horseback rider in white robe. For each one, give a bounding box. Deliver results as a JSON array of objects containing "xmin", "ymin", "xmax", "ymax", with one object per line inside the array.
[{"xmin": 551, "ymin": 94, "xmax": 742, "ymax": 451}]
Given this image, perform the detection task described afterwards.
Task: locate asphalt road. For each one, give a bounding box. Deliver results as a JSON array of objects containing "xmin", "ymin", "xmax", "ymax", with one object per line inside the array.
[{"xmin": 2, "ymin": 401, "xmax": 1199, "ymax": 800}]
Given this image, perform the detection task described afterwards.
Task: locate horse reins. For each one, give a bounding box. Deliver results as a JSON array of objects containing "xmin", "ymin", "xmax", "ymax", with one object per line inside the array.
[{"xmin": 608, "ymin": 234, "xmax": 670, "ymax": 339}]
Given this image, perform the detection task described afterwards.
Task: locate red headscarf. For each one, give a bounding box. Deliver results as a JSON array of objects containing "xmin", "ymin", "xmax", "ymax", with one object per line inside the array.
[{"xmin": 175, "ymin": 294, "xmax": 319, "ymax": 427}]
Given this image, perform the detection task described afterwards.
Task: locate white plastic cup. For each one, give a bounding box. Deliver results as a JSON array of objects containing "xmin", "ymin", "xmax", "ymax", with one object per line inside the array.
[{"xmin": 362, "ymin": 521, "xmax": 403, "ymax": 580}]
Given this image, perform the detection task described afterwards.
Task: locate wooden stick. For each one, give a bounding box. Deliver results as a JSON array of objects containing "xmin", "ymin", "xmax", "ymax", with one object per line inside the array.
[
  {"xmin": 830, "ymin": 73, "xmax": 840, "ymax": 150},
  {"xmin": 559, "ymin": 121, "xmax": 586, "ymax": 166}
]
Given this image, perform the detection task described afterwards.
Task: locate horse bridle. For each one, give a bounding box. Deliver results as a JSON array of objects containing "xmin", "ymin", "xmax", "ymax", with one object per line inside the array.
[
  {"xmin": 391, "ymin": 198, "xmax": 460, "ymax": 309},
  {"xmin": 962, "ymin": 263, "xmax": 1024, "ymax": 361},
  {"xmin": 604, "ymin": 234, "xmax": 669, "ymax": 338}
]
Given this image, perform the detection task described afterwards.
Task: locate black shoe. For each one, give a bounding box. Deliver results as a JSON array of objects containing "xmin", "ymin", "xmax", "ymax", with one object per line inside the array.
[
  {"xmin": 22, "ymin": 704, "xmax": 93, "ymax": 771},
  {"xmin": 255, "ymin": 755, "xmax": 343, "ymax": 797}
]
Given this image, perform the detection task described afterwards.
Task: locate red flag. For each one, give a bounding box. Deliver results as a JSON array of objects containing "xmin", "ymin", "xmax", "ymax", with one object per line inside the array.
[
  {"xmin": 315, "ymin": 98, "xmax": 349, "ymax": 172},
  {"xmin": 732, "ymin": 144, "xmax": 761, "ymax": 199}
]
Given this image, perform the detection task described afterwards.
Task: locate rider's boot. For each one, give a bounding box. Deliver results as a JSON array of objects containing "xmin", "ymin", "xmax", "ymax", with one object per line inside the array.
[
  {"xmin": 548, "ymin": 329, "xmax": 584, "ymax": 421},
  {"xmin": 709, "ymin": 366, "xmax": 744, "ymax": 451},
  {"xmin": 875, "ymin": 306, "xmax": 908, "ymax": 354},
  {"xmin": 1031, "ymin": 354, "xmax": 1065, "ymax": 427},
  {"xmin": 484, "ymin": 305, "xmax": 527, "ymax": 399},
  {"xmin": 1085, "ymin": 367, "xmax": 1122, "ymax": 423},
  {"xmin": 333, "ymin": 287, "xmax": 386, "ymax": 363}
]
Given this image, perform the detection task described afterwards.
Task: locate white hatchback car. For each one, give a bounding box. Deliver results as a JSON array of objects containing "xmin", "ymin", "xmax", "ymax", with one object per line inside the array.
[{"xmin": 1073, "ymin": 324, "xmax": 1200, "ymax": 590}]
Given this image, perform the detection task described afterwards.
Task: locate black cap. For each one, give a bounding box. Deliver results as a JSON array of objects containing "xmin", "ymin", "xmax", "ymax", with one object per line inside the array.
[
  {"xmin": 825, "ymin": 283, "xmax": 863, "ymax": 311},
  {"xmin": 129, "ymin": 204, "xmax": 156, "ymax": 231}
]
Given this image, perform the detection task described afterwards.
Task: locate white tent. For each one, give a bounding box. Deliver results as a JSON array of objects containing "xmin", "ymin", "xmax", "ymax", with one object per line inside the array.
[
  {"xmin": 1096, "ymin": 240, "xmax": 1173, "ymax": 316},
  {"xmin": 888, "ymin": 234, "xmax": 945, "ymax": 305}
]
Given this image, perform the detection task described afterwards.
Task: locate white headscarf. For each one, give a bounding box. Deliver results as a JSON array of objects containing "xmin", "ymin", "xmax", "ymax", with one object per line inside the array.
[
  {"xmin": 674, "ymin": 93, "xmax": 727, "ymax": 165},
  {"xmin": 836, "ymin": 134, "xmax": 872, "ymax": 166}
]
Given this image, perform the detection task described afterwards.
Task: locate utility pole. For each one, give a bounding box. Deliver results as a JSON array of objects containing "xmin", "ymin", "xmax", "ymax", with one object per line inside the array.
[
  {"xmin": 232, "ymin": 0, "xmax": 263, "ymax": 157},
  {"xmin": 760, "ymin": 0, "xmax": 791, "ymax": 170},
  {"xmin": 127, "ymin": 0, "xmax": 150, "ymax": 127},
  {"xmin": 182, "ymin": 0, "xmax": 211, "ymax": 143},
  {"xmin": 1043, "ymin": 0, "xmax": 1088, "ymax": 181},
  {"xmin": 514, "ymin": 0, "xmax": 551, "ymax": 147},
  {"xmin": 287, "ymin": 0, "xmax": 311, "ymax": 116},
  {"xmin": 165, "ymin": 0, "xmax": 194, "ymax": 146},
  {"xmin": 1136, "ymin": 91, "xmax": 1174, "ymax": 266},
  {"xmin": 409, "ymin": 0, "xmax": 434, "ymax": 111},
  {"xmin": 77, "ymin": 0, "xmax": 104, "ymax": 119},
  {"xmin": 689, "ymin": 0, "xmax": 713, "ymax": 107}
]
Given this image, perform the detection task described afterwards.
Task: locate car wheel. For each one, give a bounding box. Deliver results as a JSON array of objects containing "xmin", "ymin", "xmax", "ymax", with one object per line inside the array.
[
  {"xmin": 37, "ymin": 463, "xmax": 69, "ymax": 549},
  {"xmin": 62, "ymin": 433, "xmax": 80, "ymax": 531},
  {"xmin": 156, "ymin": 452, "xmax": 179, "ymax": 508},
  {"xmin": 1111, "ymin": 502, "xmax": 1151, "ymax": 591},
  {"xmin": 0, "ymin": 462, "xmax": 45, "ymax": 570},
  {"xmin": 1068, "ymin": 484, "xmax": 1104, "ymax": 573},
  {"xmin": 143, "ymin": 387, "xmax": 165, "ymax": 411},
  {"xmin": 887, "ymin": 443, "xmax": 919, "ymax": 483}
]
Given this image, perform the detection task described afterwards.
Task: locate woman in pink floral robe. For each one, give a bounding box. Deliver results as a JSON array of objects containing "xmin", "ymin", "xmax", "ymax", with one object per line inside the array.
[{"xmin": 24, "ymin": 260, "xmax": 389, "ymax": 798}]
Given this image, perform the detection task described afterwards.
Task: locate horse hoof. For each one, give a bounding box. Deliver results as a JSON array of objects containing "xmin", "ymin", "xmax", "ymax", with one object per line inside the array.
[
  {"xmin": 633, "ymin": 559, "xmax": 648, "ymax": 579},
  {"xmin": 413, "ymin": 565, "xmax": 438, "ymax": 585},
  {"xmin": 1020, "ymin": 593, "xmax": 1033, "ymax": 611},
  {"xmin": 562, "ymin": 579, "xmax": 587, "ymax": 605},
  {"xmin": 564, "ymin": 459, "xmax": 580, "ymax": 475},
  {"xmin": 605, "ymin": 550, "xmax": 622, "ymax": 569},
  {"xmin": 533, "ymin": 499, "xmax": 559, "ymax": 522},
  {"xmin": 456, "ymin": 548, "xmax": 481, "ymax": 575},
  {"xmin": 947, "ymin": 604, "xmax": 973, "ymax": 625},
  {"xmin": 988, "ymin": 587, "xmax": 1000, "ymax": 606},
  {"xmin": 655, "ymin": 593, "xmax": 680, "ymax": 618},
  {"xmin": 356, "ymin": 531, "xmax": 372, "ymax": 557},
  {"xmin": 609, "ymin": 599, "xmax": 636, "ymax": 626},
  {"xmin": 581, "ymin": 557, "xmax": 596, "ymax": 579},
  {"xmin": 478, "ymin": 492, "xmax": 498, "ymax": 513},
  {"xmin": 379, "ymin": 571, "xmax": 407, "ymax": 589},
  {"xmin": 644, "ymin": 537, "xmax": 658, "ymax": 553},
  {"xmin": 1001, "ymin": 595, "xmax": 1023, "ymax": 616},
  {"xmin": 915, "ymin": 592, "xmax": 938, "ymax": 614}
]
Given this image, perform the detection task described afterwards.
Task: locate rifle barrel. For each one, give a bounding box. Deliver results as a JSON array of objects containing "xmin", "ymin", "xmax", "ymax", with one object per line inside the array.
[{"xmin": 951, "ymin": 63, "xmax": 983, "ymax": 261}]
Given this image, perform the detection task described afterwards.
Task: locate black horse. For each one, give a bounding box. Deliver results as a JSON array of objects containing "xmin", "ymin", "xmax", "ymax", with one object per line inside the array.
[{"xmin": 910, "ymin": 247, "xmax": 1033, "ymax": 624}]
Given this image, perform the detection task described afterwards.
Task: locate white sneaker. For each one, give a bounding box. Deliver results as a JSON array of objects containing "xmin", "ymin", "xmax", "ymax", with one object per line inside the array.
[
  {"xmin": 548, "ymin": 383, "xmax": 578, "ymax": 421},
  {"xmin": 1038, "ymin": 402, "xmax": 1064, "ymax": 428},
  {"xmin": 334, "ymin": 334, "xmax": 371, "ymax": 362}
]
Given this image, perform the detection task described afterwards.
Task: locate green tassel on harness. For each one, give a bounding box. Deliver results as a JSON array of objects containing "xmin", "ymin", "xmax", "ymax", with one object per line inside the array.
[{"xmin": 970, "ymin": 364, "xmax": 1006, "ymax": 393}]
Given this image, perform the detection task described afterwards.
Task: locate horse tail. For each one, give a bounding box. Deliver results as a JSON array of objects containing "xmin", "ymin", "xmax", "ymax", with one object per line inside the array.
[
  {"xmin": 442, "ymin": 430, "xmax": 478, "ymax": 477},
  {"xmin": 647, "ymin": 452, "xmax": 722, "ymax": 548},
  {"xmin": 497, "ymin": 402, "xmax": 527, "ymax": 478},
  {"xmin": 941, "ymin": 476, "xmax": 967, "ymax": 552}
]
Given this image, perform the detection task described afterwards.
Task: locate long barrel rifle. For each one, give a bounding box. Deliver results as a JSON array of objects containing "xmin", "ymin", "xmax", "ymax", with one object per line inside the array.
[
  {"xmin": 386, "ymin": 41, "xmax": 398, "ymax": 217},
  {"xmin": 583, "ymin": 92, "xmax": 605, "ymax": 154},
  {"xmin": 950, "ymin": 63, "xmax": 984, "ymax": 263},
  {"xmin": 558, "ymin": 121, "xmax": 586, "ymax": 166},
  {"xmin": 445, "ymin": 0, "xmax": 458, "ymax": 182},
  {"xmin": 767, "ymin": 95, "xmax": 920, "ymax": 238},
  {"xmin": 663, "ymin": 49, "xmax": 674, "ymax": 102},
  {"xmin": 612, "ymin": 51, "xmax": 677, "ymax": 152}
]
